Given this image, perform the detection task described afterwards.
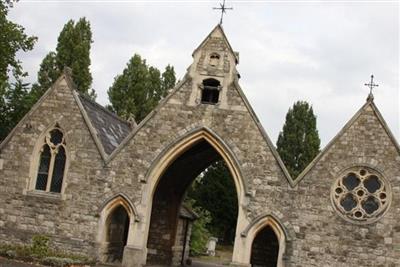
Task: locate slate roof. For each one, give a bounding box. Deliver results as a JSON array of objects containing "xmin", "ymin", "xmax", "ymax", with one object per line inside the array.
[{"xmin": 78, "ymin": 95, "xmax": 132, "ymax": 155}]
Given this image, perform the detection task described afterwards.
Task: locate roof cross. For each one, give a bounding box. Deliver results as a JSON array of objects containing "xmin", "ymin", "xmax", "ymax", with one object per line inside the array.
[
  {"xmin": 213, "ymin": 0, "xmax": 233, "ymax": 25},
  {"xmin": 364, "ymin": 74, "xmax": 379, "ymax": 98}
]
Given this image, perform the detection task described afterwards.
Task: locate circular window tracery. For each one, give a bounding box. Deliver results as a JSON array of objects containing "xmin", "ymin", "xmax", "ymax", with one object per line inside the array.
[{"xmin": 331, "ymin": 166, "xmax": 391, "ymax": 224}]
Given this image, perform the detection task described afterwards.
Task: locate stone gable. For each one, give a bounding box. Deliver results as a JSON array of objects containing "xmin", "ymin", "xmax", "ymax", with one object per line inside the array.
[
  {"xmin": 0, "ymin": 25, "xmax": 398, "ymax": 267},
  {"xmin": 290, "ymin": 100, "xmax": 400, "ymax": 266},
  {"xmin": 0, "ymin": 75, "xmax": 108, "ymax": 255}
]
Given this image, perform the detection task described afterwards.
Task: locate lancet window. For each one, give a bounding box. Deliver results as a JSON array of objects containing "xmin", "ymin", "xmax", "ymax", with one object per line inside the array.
[{"xmin": 35, "ymin": 127, "xmax": 67, "ymax": 193}]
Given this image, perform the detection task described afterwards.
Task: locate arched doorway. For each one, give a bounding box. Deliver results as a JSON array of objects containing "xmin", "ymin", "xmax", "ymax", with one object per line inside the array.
[
  {"xmin": 104, "ymin": 205, "xmax": 130, "ymax": 263},
  {"xmin": 250, "ymin": 225, "xmax": 279, "ymax": 267},
  {"xmin": 144, "ymin": 130, "xmax": 246, "ymax": 266}
]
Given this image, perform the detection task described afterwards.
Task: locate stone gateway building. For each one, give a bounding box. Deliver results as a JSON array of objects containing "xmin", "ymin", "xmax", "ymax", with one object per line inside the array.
[{"xmin": 0, "ymin": 25, "xmax": 399, "ymax": 267}]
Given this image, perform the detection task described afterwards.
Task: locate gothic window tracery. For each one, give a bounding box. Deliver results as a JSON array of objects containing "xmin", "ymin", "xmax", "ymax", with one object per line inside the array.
[
  {"xmin": 331, "ymin": 166, "xmax": 391, "ymax": 224},
  {"xmin": 35, "ymin": 127, "xmax": 67, "ymax": 193}
]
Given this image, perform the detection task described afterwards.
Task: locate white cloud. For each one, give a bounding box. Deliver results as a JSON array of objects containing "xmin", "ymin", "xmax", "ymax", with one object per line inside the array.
[{"xmin": 8, "ymin": 1, "xmax": 399, "ymax": 147}]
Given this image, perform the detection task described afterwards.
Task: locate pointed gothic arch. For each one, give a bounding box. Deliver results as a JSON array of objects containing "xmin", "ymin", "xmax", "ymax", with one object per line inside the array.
[
  {"xmin": 98, "ymin": 193, "xmax": 140, "ymax": 221},
  {"xmin": 242, "ymin": 214, "xmax": 287, "ymax": 267},
  {"xmin": 142, "ymin": 126, "xmax": 249, "ymax": 195},
  {"xmin": 98, "ymin": 194, "xmax": 138, "ymax": 264},
  {"xmin": 137, "ymin": 127, "xmax": 249, "ymax": 265}
]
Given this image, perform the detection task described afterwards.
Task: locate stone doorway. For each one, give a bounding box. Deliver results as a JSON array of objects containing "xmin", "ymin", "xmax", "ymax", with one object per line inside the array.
[
  {"xmin": 104, "ymin": 205, "xmax": 130, "ymax": 264},
  {"xmin": 146, "ymin": 139, "xmax": 239, "ymax": 266},
  {"xmin": 250, "ymin": 226, "xmax": 279, "ymax": 267}
]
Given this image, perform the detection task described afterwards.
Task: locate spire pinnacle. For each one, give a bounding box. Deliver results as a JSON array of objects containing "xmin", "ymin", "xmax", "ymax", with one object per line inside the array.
[
  {"xmin": 364, "ymin": 74, "xmax": 379, "ymax": 101},
  {"xmin": 213, "ymin": 0, "xmax": 233, "ymax": 25}
]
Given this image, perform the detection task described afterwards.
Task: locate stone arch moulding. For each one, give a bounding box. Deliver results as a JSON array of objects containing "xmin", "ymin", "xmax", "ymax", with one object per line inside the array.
[
  {"xmin": 97, "ymin": 193, "xmax": 139, "ymax": 264},
  {"xmin": 98, "ymin": 193, "xmax": 140, "ymax": 223},
  {"xmin": 240, "ymin": 213, "xmax": 288, "ymax": 267},
  {"xmin": 142, "ymin": 126, "xmax": 250, "ymax": 196},
  {"xmin": 329, "ymin": 161, "xmax": 388, "ymax": 178},
  {"xmin": 136, "ymin": 126, "xmax": 250, "ymax": 266}
]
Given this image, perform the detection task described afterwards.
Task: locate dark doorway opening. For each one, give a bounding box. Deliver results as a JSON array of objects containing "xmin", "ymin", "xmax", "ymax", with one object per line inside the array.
[
  {"xmin": 250, "ymin": 226, "xmax": 279, "ymax": 267},
  {"xmin": 105, "ymin": 205, "xmax": 130, "ymax": 263},
  {"xmin": 146, "ymin": 139, "xmax": 238, "ymax": 266}
]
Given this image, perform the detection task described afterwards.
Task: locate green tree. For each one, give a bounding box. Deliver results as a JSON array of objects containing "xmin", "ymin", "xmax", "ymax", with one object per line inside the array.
[
  {"xmin": 0, "ymin": 1, "xmax": 37, "ymax": 140},
  {"xmin": 147, "ymin": 66, "xmax": 161, "ymax": 110},
  {"xmin": 187, "ymin": 161, "xmax": 238, "ymax": 244},
  {"xmin": 30, "ymin": 52, "xmax": 58, "ymax": 100},
  {"xmin": 0, "ymin": 2, "xmax": 36, "ymax": 83},
  {"xmin": 276, "ymin": 101, "xmax": 321, "ymax": 178},
  {"xmin": 56, "ymin": 18, "xmax": 94, "ymax": 97},
  {"xmin": 161, "ymin": 64, "xmax": 176, "ymax": 95},
  {"xmin": 3, "ymin": 81, "xmax": 31, "ymax": 131},
  {"xmin": 184, "ymin": 198, "xmax": 211, "ymax": 256},
  {"xmin": 32, "ymin": 18, "xmax": 95, "ymax": 101},
  {"xmin": 108, "ymin": 54, "xmax": 176, "ymax": 122}
]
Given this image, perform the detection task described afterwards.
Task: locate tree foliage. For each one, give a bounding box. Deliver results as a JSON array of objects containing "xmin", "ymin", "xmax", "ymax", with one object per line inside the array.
[
  {"xmin": 56, "ymin": 18, "xmax": 93, "ymax": 97},
  {"xmin": 0, "ymin": 1, "xmax": 37, "ymax": 140},
  {"xmin": 30, "ymin": 52, "xmax": 58, "ymax": 100},
  {"xmin": 276, "ymin": 101, "xmax": 321, "ymax": 178},
  {"xmin": 0, "ymin": 1, "xmax": 36, "ymax": 82},
  {"xmin": 185, "ymin": 199, "xmax": 212, "ymax": 256},
  {"xmin": 161, "ymin": 64, "xmax": 176, "ymax": 96},
  {"xmin": 32, "ymin": 18, "xmax": 95, "ymax": 100},
  {"xmin": 108, "ymin": 54, "xmax": 176, "ymax": 122},
  {"xmin": 187, "ymin": 161, "xmax": 238, "ymax": 244}
]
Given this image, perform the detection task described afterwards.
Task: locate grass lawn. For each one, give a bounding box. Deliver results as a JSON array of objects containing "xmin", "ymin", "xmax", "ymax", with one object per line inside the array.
[{"xmin": 193, "ymin": 245, "xmax": 233, "ymax": 265}]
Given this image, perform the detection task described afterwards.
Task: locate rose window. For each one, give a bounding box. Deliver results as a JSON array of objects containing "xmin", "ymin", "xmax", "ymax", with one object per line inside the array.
[{"xmin": 331, "ymin": 167, "xmax": 391, "ymax": 224}]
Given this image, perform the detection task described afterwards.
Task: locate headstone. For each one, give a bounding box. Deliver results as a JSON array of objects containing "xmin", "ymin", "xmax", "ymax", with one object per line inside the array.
[{"xmin": 206, "ymin": 237, "xmax": 218, "ymax": 256}]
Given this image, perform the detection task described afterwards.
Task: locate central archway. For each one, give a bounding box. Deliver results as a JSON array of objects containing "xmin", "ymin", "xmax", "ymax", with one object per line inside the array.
[{"xmin": 142, "ymin": 128, "xmax": 247, "ymax": 266}]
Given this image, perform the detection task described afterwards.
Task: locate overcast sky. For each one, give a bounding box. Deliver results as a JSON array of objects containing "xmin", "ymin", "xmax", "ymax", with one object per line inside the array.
[{"xmin": 9, "ymin": 0, "xmax": 399, "ymax": 147}]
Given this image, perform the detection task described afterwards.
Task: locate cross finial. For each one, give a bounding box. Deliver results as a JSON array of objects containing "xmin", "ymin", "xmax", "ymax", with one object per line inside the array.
[
  {"xmin": 213, "ymin": 0, "xmax": 233, "ymax": 25},
  {"xmin": 364, "ymin": 74, "xmax": 379, "ymax": 100}
]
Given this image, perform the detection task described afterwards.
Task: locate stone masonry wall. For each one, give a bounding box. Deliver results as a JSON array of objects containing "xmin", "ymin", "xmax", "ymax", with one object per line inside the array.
[
  {"xmin": 0, "ymin": 78, "xmax": 111, "ymax": 257},
  {"xmin": 0, "ymin": 27, "xmax": 398, "ymax": 267},
  {"xmin": 108, "ymin": 73, "xmax": 295, "ymax": 263},
  {"xmin": 288, "ymin": 104, "xmax": 400, "ymax": 266}
]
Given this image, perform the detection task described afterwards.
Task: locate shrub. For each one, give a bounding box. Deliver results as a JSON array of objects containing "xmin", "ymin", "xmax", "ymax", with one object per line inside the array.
[
  {"xmin": 189, "ymin": 206, "xmax": 212, "ymax": 256},
  {"xmin": 0, "ymin": 244, "xmax": 13, "ymax": 256},
  {"xmin": 31, "ymin": 235, "xmax": 50, "ymax": 257},
  {"xmin": 0, "ymin": 235, "xmax": 95, "ymax": 266},
  {"xmin": 42, "ymin": 256, "xmax": 75, "ymax": 267}
]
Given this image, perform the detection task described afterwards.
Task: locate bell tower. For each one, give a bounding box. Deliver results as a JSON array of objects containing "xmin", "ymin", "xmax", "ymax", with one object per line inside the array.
[{"xmin": 187, "ymin": 24, "xmax": 240, "ymax": 109}]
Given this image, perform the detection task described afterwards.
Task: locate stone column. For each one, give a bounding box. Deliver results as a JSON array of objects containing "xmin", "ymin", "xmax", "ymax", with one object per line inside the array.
[
  {"xmin": 122, "ymin": 220, "xmax": 147, "ymax": 267},
  {"xmin": 231, "ymin": 202, "xmax": 251, "ymax": 267}
]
